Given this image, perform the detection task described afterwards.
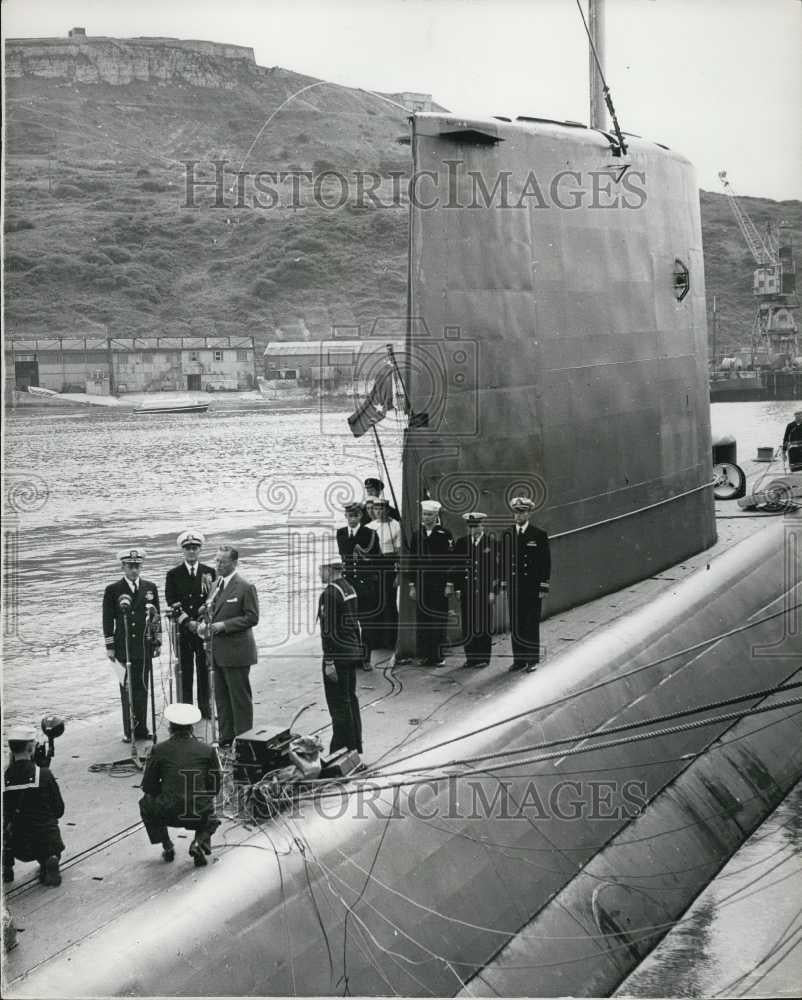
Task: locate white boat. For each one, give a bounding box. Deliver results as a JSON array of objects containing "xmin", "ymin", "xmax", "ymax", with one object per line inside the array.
[{"xmin": 133, "ymin": 398, "xmax": 209, "ymax": 415}]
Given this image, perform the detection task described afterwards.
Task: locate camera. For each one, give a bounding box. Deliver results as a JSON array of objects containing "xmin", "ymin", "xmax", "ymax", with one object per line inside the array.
[
  {"xmin": 166, "ymin": 601, "xmax": 189, "ymax": 626},
  {"xmin": 33, "ymin": 715, "xmax": 65, "ymax": 768}
]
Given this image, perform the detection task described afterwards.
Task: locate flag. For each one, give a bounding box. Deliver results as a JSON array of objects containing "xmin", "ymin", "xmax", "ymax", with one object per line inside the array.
[{"xmin": 347, "ymin": 367, "xmax": 394, "ymax": 437}]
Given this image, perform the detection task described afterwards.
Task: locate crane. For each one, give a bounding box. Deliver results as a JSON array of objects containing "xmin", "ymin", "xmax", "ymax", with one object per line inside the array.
[{"xmin": 717, "ymin": 170, "xmax": 798, "ymax": 368}]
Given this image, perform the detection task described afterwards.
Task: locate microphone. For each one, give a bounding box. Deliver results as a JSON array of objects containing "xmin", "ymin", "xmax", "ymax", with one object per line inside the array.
[
  {"xmin": 145, "ymin": 602, "xmax": 157, "ymax": 620},
  {"xmin": 117, "ymin": 593, "xmax": 133, "ymax": 612}
]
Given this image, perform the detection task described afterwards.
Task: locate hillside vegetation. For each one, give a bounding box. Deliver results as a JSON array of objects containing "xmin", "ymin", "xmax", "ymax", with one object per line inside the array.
[{"xmin": 4, "ymin": 53, "xmax": 800, "ymax": 356}]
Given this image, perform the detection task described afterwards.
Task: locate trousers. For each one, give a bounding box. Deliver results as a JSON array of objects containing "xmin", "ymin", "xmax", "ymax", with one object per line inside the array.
[
  {"xmin": 323, "ymin": 660, "xmax": 363, "ymax": 754},
  {"xmin": 213, "ymin": 665, "xmax": 253, "ymax": 744},
  {"xmin": 177, "ymin": 632, "xmax": 211, "ymax": 717},
  {"xmin": 118, "ymin": 658, "xmax": 151, "ymax": 738}
]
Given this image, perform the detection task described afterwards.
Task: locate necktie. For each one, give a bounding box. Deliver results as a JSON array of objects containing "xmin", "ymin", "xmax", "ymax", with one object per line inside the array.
[
  {"xmin": 134, "ymin": 581, "xmax": 139, "ymax": 594},
  {"xmin": 191, "ymin": 566, "xmax": 196, "ymax": 578}
]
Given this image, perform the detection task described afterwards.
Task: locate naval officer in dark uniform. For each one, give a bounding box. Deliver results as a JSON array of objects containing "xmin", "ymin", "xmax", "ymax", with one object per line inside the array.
[
  {"xmin": 407, "ymin": 499, "xmax": 454, "ymax": 667},
  {"xmin": 165, "ymin": 528, "xmax": 216, "ymax": 716},
  {"xmin": 102, "ymin": 548, "xmax": 162, "ymax": 741},
  {"xmin": 451, "ymin": 513, "xmax": 500, "ymax": 668},
  {"xmin": 336, "ymin": 502, "xmax": 380, "ymax": 670},
  {"xmin": 318, "ymin": 559, "xmax": 364, "ymax": 754},
  {"xmin": 139, "ymin": 703, "xmax": 222, "ymax": 866},
  {"xmin": 782, "ymin": 409, "xmax": 802, "ymax": 471},
  {"xmin": 3, "ymin": 725, "xmax": 65, "ymax": 887},
  {"xmin": 503, "ymin": 497, "xmax": 551, "ymax": 672},
  {"xmin": 361, "ymin": 478, "xmax": 400, "ymax": 523}
]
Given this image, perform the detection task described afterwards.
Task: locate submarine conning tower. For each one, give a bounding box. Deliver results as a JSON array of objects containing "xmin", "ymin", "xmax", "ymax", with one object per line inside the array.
[{"xmin": 401, "ymin": 113, "xmax": 716, "ymax": 613}]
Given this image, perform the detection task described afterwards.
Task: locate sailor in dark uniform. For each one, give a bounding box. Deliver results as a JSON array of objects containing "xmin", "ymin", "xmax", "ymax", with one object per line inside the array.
[
  {"xmin": 102, "ymin": 548, "xmax": 162, "ymax": 741},
  {"xmin": 165, "ymin": 529, "xmax": 216, "ymax": 716},
  {"xmin": 503, "ymin": 497, "xmax": 551, "ymax": 673},
  {"xmin": 318, "ymin": 560, "xmax": 364, "ymax": 754},
  {"xmin": 361, "ymin": 478, "xmax": 400, "ymax": 523},
  {"xmin": 451, "ymin": 513, "xmax": 499, "ymax": 668},
  {"xmin": 407, "ymin": 499, "xmax": 454, "ymax": 667},
  {"xmin": 3, "ymin": 726, "xmax": 65, "ymax": 887},
  {"xmin": 139, "ymin": 703, "xmax": 222, "ymax": 866},
  {"xmin": 782, "ymin": 409, "xmax": 802, "ymax": 471},
  {"xmin": 336, "ymin": 503, "xmax": 381, "ymax": 670}
]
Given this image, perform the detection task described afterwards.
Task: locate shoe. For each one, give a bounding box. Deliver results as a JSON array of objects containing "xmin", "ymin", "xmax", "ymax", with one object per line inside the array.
[
  {"xmin": 3, "ymin": 867, "xmax": 13, "ymax": 884},
  {"xmin": 121, "ymin": 735, "xmax": 131, "ymax": 743},
  {"xmin": 394, "ymin": 656, "xmax": 413, "ymax": 665},
  {"xmin": 162, "ymin": 840, "xmax": 175, "ymax": 862},
  {"xmin": 431, "ymin": 659, "xmax": 447, "ymax": 668},
  {"xmin": 42, "ymin": 856, "xmax": 61, "ymax": 887},
  {"xmin": 133, "ymin": 730, "xmax": 152, "ymax": 741},
  {"xmin": 189, "ymin": 840, "xmax": 207, "ymax": 867},
  {"xmin": 508, "ymin": 661, "xmax": 525, "ymax": 672},
  {"xmin": 525, "ymin": 662, "xmax": 539, "ymax": 673},
  {"xmin": 361, "ymin": 662, "xmax": 374, "ymax": 671},
  {"xmin": 219, "ymin": 740, "xmax": 233, "ymax": 750},
  {"xmin": 473, "ymin": 661, "xmax": 489, "ymax": 669}
]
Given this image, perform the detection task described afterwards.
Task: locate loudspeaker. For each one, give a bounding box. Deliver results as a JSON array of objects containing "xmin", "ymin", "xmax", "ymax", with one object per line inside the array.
[
  {"xmin": 234, "ymin": 726, "xmax": 295, "ymax": 783},
  {"xmin": 320, "ymin": 748, "xmax": 362, "ymax": 779}
]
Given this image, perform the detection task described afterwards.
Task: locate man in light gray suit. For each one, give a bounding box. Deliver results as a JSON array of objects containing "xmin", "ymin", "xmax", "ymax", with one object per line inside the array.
[{"xmin": 203, "ymin": 545, "xmax": 259, "ymax": 747}]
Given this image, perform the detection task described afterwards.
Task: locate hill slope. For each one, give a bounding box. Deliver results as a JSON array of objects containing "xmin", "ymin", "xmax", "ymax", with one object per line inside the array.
[{"xmin": 4, "ymin": 37, "xmax": 800, "ymax": 355}]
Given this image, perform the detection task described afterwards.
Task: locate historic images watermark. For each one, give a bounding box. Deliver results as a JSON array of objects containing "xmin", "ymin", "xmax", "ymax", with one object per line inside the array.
[
  {"xmin": 181, "ymin": 159, "xmax": 648, "ymax": 212},
  {"xmin": 216, "ymin": 775, "xmax": 650, "ymax": 824}
]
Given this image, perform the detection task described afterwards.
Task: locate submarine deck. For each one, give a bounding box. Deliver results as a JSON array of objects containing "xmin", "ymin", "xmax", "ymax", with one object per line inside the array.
[{"xmin": 2, "ymin": 486, "xmax": 794, "ymax": 991}]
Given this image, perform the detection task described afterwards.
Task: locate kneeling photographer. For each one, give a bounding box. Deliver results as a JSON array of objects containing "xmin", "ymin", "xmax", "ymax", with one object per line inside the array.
[{"xmin": 3, "ymin": 718, "xmax": 66, "ymax": 888}]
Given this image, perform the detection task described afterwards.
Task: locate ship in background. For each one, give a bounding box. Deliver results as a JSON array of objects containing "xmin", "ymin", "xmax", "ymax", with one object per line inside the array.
[{"xmin": 6, "ymin": 3, "xmax": 801, "ymax": 997}]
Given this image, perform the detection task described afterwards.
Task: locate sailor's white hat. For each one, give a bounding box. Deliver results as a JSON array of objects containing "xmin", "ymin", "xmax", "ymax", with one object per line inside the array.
[
  {"xmin": 177, "ymin": 528, "xmax": 205, "ymax": 548},
  {"xmin": 118, "ymin": 547, "xmax": 147, "ymax": 563},
  {"xmin": 7, "ymin": 725, "xmax": 37, "ymax": 743},
  {"xmin": 463, "ymin": 511, "xmax": 487, "ymax": 523},
  {"xmin": 420, "ymin": 500, "xmax": 442, "ymax": 513},
  {"xmin": 320, "ymin": 558, "xmax": 344, "ymax": 570},
  {"xmin": 510, "ymin": 497, "xmax": 536, "ymax": 512},
  {"xmin": 164, "ymin": 703, "xmax": 202, "ymax": 726}
]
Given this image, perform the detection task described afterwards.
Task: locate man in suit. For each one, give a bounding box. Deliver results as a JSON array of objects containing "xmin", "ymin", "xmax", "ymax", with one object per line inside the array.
[
  {"xmin": 200, "ymin": 545, "xmax": 259, "ymax": 748},
  {"xmin": 318, "ymin": 560, "xmax": 364, "ymax": 754},
  {"xmin": 336, "ymin": 502, "xmax": 380, "ymax": 670},
  {"xmin": 139, "ymin": 703, "xmax": 222, "ymax": 867},
  {"xmin": 503, "ymin": 497, "xmax": 551, "ymax": 673},
  {"xmin": 451, "ymin": 513, "xmax": 499, "ymax": 668},
  {"xmin": 407, "ymin": 499, "xmax": 454, "ymax": 667},
  {"xmin": 102, "ymin": 548, "xmax": 161, "ymax": 741},
  {"xmin": 165, "ymin": 528, "xmax": 216, "ymax": 717}
]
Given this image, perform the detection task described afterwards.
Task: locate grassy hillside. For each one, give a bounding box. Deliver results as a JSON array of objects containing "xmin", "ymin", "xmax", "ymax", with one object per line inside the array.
[{"xmin": 4, "ymin": 63, "xmax": 800, "ymax": 356}]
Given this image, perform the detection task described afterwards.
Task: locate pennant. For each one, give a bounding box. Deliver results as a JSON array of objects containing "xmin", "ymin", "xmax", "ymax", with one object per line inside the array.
[{"xmin": 347, "ymin": 367, "xmax": 394, "ymax": 437}]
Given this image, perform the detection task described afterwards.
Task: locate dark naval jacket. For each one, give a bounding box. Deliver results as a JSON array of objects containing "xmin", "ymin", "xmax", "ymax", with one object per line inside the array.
[
  {"xmin": 336, "ymin": 525, "xmax": 381, "ymax": 582},
  {"xmin": 3, "ymin": 759, "xmax": 65, "ymax": 857},
  {"xmin": 165, "ymin": 562, "xmax": 217, "ymax": 622},
  {"xmin": 451, "ymin": 532, "xmax": 501, "ymax": 598},
  {"xmin": 503, "ymin": 523, "xmax": 551, "ymax": 599},
  {"xmin": 103, "ymin": 578, "xmax": 162, "ymax": 663},
  {"xmin": 141, "ymin": 731, "xmax": 221, "ymax": 822},
  {"xmin": 408, "ymin": 525, "xmax": 455, "ymax": 595},
  {"xmin": 318, "ymin": 578, "xmax": 363, "ymax": 661}
]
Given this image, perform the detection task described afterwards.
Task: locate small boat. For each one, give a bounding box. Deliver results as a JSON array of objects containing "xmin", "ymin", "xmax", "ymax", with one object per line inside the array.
[{"xmin": 133, "ymin": 399, "xmax": 209, "ymax": 415}]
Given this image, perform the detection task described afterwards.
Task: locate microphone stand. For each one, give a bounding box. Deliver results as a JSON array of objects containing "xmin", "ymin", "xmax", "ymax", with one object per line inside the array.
[
  {"xmin": 145, "ymin": 607, "xmax": 159, "ymax": 747},
  {"xmin": 121, "ymin": 608, "xmax": 142, "ymax": 770},
  {"xmin": 198, "ymin": 597, "xmax": 218, "ymax": 747}
]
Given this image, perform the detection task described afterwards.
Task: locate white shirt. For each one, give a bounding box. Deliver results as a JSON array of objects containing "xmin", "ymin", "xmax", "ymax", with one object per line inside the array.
[
  {"xmin": 219, "ymin": 570, "xmax": 237, "ymax": 590},
  {"xmin": 125, "ymin": 577, "xmax": 140, "ymax": 594},
  {"xmin": 367, "ymin": 519, "xmax": 401, "ymax": 555},
  {"xmin": 184, "ymin": 562, "xmax": 199, "ymax": 577}
]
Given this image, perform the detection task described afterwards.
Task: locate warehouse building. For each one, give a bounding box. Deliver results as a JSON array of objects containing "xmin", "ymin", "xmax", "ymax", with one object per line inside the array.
[
  {"xmin": 262, "ymin": 339, "xmax": 403, "ymax": 389},
  {"xmin": 6, "ymin": 335, "xmax": 256, "ymax": 395}
]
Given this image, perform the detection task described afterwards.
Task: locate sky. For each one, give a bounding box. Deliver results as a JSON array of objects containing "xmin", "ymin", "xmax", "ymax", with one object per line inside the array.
[{"xmin": 3, "ymin": 0, "xmax": 801, "ymax": 200}]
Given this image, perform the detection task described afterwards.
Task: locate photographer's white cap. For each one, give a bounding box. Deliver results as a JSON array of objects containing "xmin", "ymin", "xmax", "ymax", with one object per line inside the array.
[
  {"xmin": 164, "ymin": 703, "xmax": 201, "ymax": 726},
  {"xmin": 7, "ymin": 725, "xmax": 37, "ymax": 743},
  {"xmin": 177, "ymin": 529, "xmax": 205, "ymax": 548}
]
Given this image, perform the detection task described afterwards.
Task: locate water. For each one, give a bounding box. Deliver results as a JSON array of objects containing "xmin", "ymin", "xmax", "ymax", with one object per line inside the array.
[
  {"xmin": 3, "ymin": 403, "xmax": 402, "ymax": 724},
  {"xmin": 2, "ymin": 399, "xmax": 797, "ymax": 725},
  {"xmin": 617, "ymin": 780, "xmax": 802, "ymax": 998}
]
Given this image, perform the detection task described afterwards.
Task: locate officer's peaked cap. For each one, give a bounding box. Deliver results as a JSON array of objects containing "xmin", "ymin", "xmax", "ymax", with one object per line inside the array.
[
  {"xmin": 510, "ymin": 497, "xmax": 536, "ymax": 512},
  {"xmin": 118, "ymin": 547, "xmax": 147, "ymax": 563},
  {"xmin": 177, "ymin": 528, "xmax": 205, "ymax": 548}
]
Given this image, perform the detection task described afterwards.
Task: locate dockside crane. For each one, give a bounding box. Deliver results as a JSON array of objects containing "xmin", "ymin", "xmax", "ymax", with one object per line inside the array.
[{"xmin": 717, "ymin": 170, "xmax": 799, "ymax": 368}]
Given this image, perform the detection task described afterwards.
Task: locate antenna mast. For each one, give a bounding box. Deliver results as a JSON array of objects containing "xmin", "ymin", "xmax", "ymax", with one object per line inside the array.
[{"xmin": 588, "ymin": 0, "xmax": 607, "ymax": 131}]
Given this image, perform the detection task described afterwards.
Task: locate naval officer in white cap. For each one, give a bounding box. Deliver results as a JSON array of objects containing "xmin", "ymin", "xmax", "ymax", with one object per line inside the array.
[
  {"xmin": 138, "ymin": 703, "xmax": 222, "ymax": 866},
  {"xmin": 451, "ymin": 513, "xmax": 500, "ymax": 668},
  {"xmin": 102, "ymin": 548, "xmax": 162, "ymax": 741},
  {"xmin": 407, "ymin": 499, "xmax": 454, "ymax": 667},
  {"xmin": 165, "ymin": 528, "xmax": 216, "ymax": 716},
  {"xmin": 504, "ymin": 497, "xmax": 551, "ymax": 672}
]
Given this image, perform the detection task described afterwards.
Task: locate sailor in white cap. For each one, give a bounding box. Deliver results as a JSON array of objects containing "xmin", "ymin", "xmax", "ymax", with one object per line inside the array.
[
  {"xmin": 139, "ymin": 703, "xmax": 221, "ymax": 866},
  {"xmin": 165, "ymin": 528, "xmax": 217, "ymax": 716},
  {"xmin": 407, "ymin": 499, "xmax": 454, "ymax": 667},
  {"xmin": 318, "ymin": 560, "xmax": 364, "ymax": 754},
  {"xmin": 451, "ymin": 513, "xmax": 500, "ymax": 668},
  {"xmin": 102, "ymin": 547, "xmax": 162, "ymax": 741},
  {"xmin": 3, "ymin": 725, "xmax": 65, "ymax": 887},
  {"xmin": 504, "ymin": 497, "xmax": 551, "ymax": 672}
]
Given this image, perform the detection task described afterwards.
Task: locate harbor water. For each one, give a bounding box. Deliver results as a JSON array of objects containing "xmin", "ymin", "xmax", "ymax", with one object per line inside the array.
[{"xmin": 2, "ymin": 399, "xmax": 796, "ymax": 725}]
